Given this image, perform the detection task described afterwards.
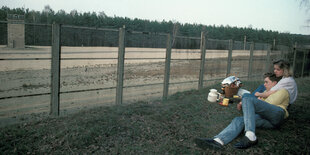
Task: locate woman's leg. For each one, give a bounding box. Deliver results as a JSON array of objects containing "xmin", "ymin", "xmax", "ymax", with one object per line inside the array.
[
  {"xmin": 251, "ymin": 84, "xmax": 266, "ymax": 96},
  {"xmin": 241, "ymin": 84, "xmax": 266, "ymax": 98}
]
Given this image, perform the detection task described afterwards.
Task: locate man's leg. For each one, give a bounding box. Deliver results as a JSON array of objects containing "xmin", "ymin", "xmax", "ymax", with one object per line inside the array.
[
  {"xmin": 255, "ymin": 114, "xmax": 274, "ymax": 129},
  {"xmin": 214, "ymin": 116, "xmax": 244, "ymax": 145},
  {"xmin": 214, "ymin": 114, "xmax": 274, "ymax": 145},
  {"xmin": 194, "ymin": 117, "xmax": 244, "ymax": 150},
  {"xmin": 235, "ymin": 96, "xmax": 285, "ymax": 149},
  {"xmin": 194, "ymin": 114, "xmax": 275, "ymax": 150},
  {"xmin": 242, "ymin": 96, "xmax": 285, "ymax": 132},
  {"xmin": 194, "ymin": 116, "xmax": 243, "ymax": 150}
]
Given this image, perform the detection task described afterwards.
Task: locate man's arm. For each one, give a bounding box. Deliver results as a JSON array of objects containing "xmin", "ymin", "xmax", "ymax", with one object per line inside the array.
[{"xmin": 237, "ymin": 102, "xmax": 242, "ymax": 111}]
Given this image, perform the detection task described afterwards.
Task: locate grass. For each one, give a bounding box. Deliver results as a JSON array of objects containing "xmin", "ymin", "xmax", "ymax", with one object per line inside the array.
[{"xmin": 1, "ymin": 78, "xmax": 310, "ymax": 154}]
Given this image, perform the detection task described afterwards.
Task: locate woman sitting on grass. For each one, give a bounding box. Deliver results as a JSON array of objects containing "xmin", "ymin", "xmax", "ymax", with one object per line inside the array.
[
  {"xmin": 252, "ymin": 59, "xmax": 297, "ymax": 105},
  {"xmin": 194, "ymin": 73, "xmax": 291, "ymax": 150}
]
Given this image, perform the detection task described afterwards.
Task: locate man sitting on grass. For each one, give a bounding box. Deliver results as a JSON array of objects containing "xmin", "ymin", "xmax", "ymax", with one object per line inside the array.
[{"xmin": 194, "ymin": 73, "xmax": 290, "ymax": 150}]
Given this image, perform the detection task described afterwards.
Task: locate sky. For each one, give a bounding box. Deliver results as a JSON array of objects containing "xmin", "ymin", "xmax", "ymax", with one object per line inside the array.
[{"xmin": 1, "ymin": 0, "xmax": 309, "ymax": 35}]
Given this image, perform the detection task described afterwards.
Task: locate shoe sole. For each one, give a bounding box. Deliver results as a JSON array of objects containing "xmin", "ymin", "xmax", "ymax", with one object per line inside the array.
[
  {"xmin": 194, "ymin": 138, "xmax": 222, "ymax": 150},
  {"xmin": 234, "ymin": 139, "xmax": 258, "ymax": 149}
]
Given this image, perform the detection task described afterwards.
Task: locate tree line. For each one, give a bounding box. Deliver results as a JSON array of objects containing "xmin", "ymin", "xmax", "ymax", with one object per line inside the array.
[{"xmin": 0, "ymin": 6, "xmax": 309, "ymax": 48}]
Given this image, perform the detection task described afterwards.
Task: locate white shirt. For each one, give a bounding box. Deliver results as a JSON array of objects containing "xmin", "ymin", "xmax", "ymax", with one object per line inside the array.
[{"xmin": 271, "ymin": 77, "xmax": 298, "ymax": 104}]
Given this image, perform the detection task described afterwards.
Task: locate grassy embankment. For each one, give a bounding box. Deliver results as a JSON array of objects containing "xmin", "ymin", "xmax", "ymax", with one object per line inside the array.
[{"xmin": 1, "ymin": 78, "xmax": 310, "ymax": 154}]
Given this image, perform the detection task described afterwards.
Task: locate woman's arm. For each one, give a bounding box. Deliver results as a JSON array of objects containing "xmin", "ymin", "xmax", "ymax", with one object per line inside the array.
[{"xmin": 254, "ymin": 90, "xmax": 277, "ymax": 98}]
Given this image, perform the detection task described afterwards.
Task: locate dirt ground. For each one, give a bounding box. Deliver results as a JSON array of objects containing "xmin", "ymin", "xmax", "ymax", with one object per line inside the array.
[{"xmin": 0, "ymin": 46, "xmax": 270, "ymax": 127}]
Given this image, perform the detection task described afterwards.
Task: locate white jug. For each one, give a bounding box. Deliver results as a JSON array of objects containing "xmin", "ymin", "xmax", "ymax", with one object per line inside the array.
[{"xmin": 208, "ymin": 89, "xmax": 220, "ymax": 102}]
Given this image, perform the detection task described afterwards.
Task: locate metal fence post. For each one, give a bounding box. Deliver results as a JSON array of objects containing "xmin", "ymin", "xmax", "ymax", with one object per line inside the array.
[
  {"xmin": 292, "ymin": 42, "xmax": 297, "ymax": 76},
  {"xmin": 116, "ymin": 26, "xmax": 126, "ymax": 104},
  {"xmin": 248, "ymin": 42, "xmax": 254, "ymax": 79},
  {"xmin": 50, "ymin": 23, "xmax": 61, "ymax": 116},
  {"xmin": 265, "ymin": 44, "xmax": 271, "ymax": 73},
  {"xmin": 163, "ymin": 34, "xmax": 172, "ymax": 100},
  {"xmin": 198, "ymin": 31, "xmax": 206, "ymax": 90},
  {"xmin": 226, "ymin": 39, "xmax": 233, "ymax": 76}
]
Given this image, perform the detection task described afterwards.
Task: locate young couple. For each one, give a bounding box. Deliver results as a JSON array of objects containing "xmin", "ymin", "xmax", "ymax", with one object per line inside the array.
[{"xmin": 195, "ymin": 59, "xmax": 298, "ymax": 150}]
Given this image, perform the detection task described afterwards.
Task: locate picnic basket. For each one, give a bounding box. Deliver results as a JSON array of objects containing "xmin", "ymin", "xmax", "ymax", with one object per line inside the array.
[{"xmin": 223, "ymin": 85, "xmax": 239, "ymax": 97}]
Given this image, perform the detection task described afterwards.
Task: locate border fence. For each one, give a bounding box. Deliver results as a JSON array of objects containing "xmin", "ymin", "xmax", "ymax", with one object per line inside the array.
[{"xmin": 0, "ymin": 21, "xmax": 309, "ymax": 125}]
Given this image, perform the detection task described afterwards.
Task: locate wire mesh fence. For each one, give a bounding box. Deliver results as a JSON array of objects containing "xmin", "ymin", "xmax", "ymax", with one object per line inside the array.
[
  {"xmin": 0, "ymin": 22, "xmax": 52, "ymax": 126},
  {"xmin": 123, "ymin": 31, "xmax": 167, "ymax": 103},
  {"xmin": 25, "ymin": 23, "xmax": 52, "ymax": 46},
  {"xmin": 0, "ymin": 22, "xmax": 7, "ymax": 45},
  {"xmin": 168, "ymin": 36, "xmax": 201, "ymax": 96},
  {"xmin": 0, "ymin": 21, "xmax": 308, "ymax": 126},
  {"xmin": 205, "ymin": 39, "xmax": 229, "ymax": 80},
  {"xmin": 58, "ymin": 26, "xmax": 120, "ymax": 114}
]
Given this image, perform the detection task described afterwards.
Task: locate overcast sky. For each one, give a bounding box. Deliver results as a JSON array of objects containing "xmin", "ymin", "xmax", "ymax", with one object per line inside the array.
[{"xmin": 1, "ymin": 0, "xmax": 309, "ymax": 35}]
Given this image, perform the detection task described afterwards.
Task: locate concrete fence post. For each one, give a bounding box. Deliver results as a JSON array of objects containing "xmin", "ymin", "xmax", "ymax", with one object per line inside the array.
[
  {"xmin": 50, "ymin": 23, "xmax": 61, "ymax": 116},
  {"xmin": 116, "ymin": 26, "xmax": 126, "ymax": 104},
  {"xmin": 248, "ymin": 42, "xmax": 254, "ymax": 79},
  {"xmin": 226, "ymin": 39, "xmax": 233, "ymax": 76},
  {"xmin": 292, "ymin": 42, "xmax": 297, "ymax": 76},
  {"xmin": 281, "ymin": 50, "xmax": 284, "ymax": 59},
  {"xmin": 198, "ymin": 31, "xmax": 207, "ymax": 90},
  {"xmin": 265, "ymin": 44, "xmax": 271, "ymax": 73},
  {"xmin": 301, "ymin": 50, "xmax": 306, "ymax": 77},
  {"xmin": 163, "ymin": 34, "xmax": 172, "ymax": 100},
  {"xmin": 243, "ymin": 35, "xmax": 246, "ymax": 50}
]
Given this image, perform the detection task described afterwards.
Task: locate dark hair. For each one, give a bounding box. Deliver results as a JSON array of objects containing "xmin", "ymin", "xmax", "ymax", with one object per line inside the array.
[
  {"xmin": 273, "ymin": 59, "xmax": 292, "ymax": 77},
  {"xmin": 264, "ymin": 72, "xmax": 281, "ymax": 82}
]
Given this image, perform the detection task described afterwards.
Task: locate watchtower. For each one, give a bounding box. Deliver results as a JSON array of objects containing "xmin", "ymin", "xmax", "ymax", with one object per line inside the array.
[{"xmin": 7, "ymin": 14, "xmax": 25, "ymax": 48}]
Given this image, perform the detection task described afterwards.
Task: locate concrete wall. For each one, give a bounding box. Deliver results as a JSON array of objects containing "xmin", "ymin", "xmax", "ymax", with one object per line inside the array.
[{"xmin": 8, "ymin": 21, "xmax": 25, "ymax": 48}]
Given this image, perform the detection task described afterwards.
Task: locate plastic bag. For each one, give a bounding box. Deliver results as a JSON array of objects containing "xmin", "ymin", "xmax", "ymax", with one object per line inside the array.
[{"xmin": 221, "ymin": 76, "xmax": 242, "ymax": 87}]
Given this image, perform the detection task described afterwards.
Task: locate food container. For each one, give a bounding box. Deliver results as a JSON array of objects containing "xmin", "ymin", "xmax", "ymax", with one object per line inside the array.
[{"xmin": 208, "ymin": 89, "xmax": 220, "ymax": 102}]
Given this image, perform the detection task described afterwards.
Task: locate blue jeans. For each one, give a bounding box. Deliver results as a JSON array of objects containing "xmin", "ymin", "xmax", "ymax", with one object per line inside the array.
[{"xmin": 214, "ymin": 94, "xmax": 285, "ymax": 145}]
